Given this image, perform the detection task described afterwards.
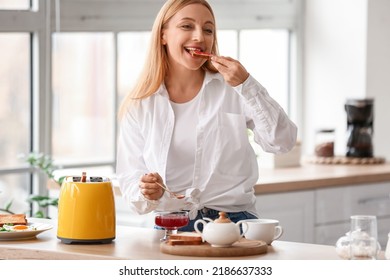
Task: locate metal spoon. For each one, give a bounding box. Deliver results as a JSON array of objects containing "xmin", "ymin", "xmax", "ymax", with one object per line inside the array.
[{"xmin": 155, "ymin": 182, "xmax": 185, "ymax": 199}]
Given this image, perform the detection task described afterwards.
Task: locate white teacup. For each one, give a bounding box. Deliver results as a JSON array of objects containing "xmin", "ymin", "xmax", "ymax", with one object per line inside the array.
[{"xmin": 243, "ymin": 219, "xmax": 283, "ymax": 245}]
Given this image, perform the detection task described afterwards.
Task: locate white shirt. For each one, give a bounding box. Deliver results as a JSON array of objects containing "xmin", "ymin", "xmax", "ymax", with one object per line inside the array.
[{"xmin": 116, "ymin": 72, "xmax": 297, "ymax": 219}]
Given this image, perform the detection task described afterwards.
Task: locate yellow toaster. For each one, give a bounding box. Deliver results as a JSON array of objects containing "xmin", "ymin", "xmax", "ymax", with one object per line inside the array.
[{"xmin": 57, "ymin": 175, "xmax": 116, "ymax": 244}]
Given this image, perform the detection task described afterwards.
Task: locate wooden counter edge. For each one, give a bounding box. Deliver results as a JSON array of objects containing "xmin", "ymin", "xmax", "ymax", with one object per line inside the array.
[
  {"xmin": 255, "ymin": 164, "xmax": 390, "ymax": 194},
  {"xmin": 255, "ymin": 175, "xmax": 390, "ymax": 194},
  {"xmin": 0, "ymin": 247, "xmax": 126, "ymax": 260}
]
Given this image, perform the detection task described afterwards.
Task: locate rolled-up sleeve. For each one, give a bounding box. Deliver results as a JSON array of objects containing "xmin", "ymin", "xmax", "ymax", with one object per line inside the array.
[
  {"xmin": 116, "ymin": 110, "xmax": 160, "ymax": 214},
  {"xmin": 234, "ymin": 75, "xmax": 298, "ymax": 153}
]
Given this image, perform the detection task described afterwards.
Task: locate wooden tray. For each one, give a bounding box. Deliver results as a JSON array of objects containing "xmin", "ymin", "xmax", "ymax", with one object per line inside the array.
[
  {"xmin": 160, "ymin": 238, "xmax": 267, "ymax": 257},
  {"xmin": 304, "ymin": 156, "xmax": 385, "ymax": 165}
]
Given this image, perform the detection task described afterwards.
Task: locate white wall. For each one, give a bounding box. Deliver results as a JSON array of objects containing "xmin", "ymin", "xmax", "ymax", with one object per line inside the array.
[
  {"xmin": 303, "ymin": 0, "xmax": 390, "ymax": 160},
  {"xmin": 366, "ymin": 0, "xmax": 390, "ymax": 160},
  {"xmin": 303, "ymin": 0, "xmax": 368, "ymax": 156}
]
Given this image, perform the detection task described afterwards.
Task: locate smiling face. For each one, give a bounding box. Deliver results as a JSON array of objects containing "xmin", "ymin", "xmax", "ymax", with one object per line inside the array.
[{"xmin": 161, "ymin": 3, "xmax": 215, "ymax": 72}]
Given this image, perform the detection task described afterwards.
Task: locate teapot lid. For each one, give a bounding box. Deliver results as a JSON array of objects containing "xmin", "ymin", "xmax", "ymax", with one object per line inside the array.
[{"xmin": 214, "ymin": 212, "xmax": 231, "ymax": 223}]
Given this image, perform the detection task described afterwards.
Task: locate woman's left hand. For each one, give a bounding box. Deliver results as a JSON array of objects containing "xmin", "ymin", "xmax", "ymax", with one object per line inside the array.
[{"xmin": 210, "ymin": 56, "xmax": 250, "ymax": 87}]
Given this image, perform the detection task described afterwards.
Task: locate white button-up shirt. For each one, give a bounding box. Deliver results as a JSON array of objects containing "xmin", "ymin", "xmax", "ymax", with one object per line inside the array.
[{"xmin": 116, "ymin": 72, "xmax": 297, "ymax": 219}]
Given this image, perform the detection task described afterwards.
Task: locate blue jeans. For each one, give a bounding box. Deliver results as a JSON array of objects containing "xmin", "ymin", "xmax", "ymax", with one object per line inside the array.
[{"xmin": 180, "ymin": 208, "xmax": 258, "ymax": 232}]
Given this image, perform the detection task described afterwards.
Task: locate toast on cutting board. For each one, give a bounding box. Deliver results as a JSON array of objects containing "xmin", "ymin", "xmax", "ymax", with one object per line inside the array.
[
  {"xmin": 0, "ymin": 214, "xmax": 27, "ymax": 227},
  {"xmin": 167, "ymin": 232, "xmax": 203, "ymax": 246}
]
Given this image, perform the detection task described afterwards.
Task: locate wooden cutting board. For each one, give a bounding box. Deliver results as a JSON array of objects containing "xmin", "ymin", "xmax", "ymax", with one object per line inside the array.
[{"xmin": 160, "ymin": 238, "xmax": 267, "ymax": 257}]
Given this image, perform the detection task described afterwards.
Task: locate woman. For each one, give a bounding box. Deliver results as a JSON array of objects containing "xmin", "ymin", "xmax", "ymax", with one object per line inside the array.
[{"xmin": 116, "ymin": 0, "xmax": 297, "ymax": 231}]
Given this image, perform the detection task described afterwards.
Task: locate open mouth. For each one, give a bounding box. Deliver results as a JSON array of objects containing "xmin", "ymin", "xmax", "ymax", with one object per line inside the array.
[{"xmin": 185, "ymin": 47, "xmax": 212, "ymax": 58}]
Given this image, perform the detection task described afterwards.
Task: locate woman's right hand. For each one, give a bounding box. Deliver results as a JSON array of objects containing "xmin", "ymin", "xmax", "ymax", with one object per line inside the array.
[
  {"xmin": 139, "ymin": 172, "xmax": 164, "ymax": 200},
  {"xmin": 210, "ymin": 55, "xmax": 250, "ymax": 87}
]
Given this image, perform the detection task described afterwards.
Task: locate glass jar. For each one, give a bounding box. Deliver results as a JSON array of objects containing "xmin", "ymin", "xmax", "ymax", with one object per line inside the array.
[{"xmin": 315, "ymin": 129, "xmax": 335, "ymax": 157}]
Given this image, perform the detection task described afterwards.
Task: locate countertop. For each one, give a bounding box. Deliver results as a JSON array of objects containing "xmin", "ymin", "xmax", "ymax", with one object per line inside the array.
[
  {"xmin": 0, "ymin": 218, "xmax": 341, "ymax": 260},
  {"xmin": 254, "ymin": 162, "xmax": 390, "ymax": 194}
]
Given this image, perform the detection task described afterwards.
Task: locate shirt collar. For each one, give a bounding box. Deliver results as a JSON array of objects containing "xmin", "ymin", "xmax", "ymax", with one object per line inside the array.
[
  {"xmin": 156, "ymin": 71, "xmax": 223, "ymax": 97},
  {"xmin": 204, "ymin": 71, "xmax": 224, "ymax": 85}
]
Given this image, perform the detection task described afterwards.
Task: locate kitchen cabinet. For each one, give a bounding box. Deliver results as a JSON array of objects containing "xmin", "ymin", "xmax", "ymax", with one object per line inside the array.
[
  {"xmin": 256, "ymin": 181, "xmax": 390, "ymax": 248},
  {"xmin": 315, "ymin": 182, "xmax": 390, "ymax": 248},
  {"xmin": 255, "ymin": 190, "xmax": 315, "ymax": 243},
  {"xmin": 315, "ymin": 218, "xmax": 390, "ymax": 249}
]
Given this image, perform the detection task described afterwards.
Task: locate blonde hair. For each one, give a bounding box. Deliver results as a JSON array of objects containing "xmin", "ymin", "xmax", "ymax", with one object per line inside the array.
[{"xmin": 118, "ymin": 0, "xmax": 219, "ymax": 119}]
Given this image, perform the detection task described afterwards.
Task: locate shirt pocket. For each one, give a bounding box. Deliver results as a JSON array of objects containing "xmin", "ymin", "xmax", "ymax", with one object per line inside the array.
[{"xmin": 213, "ymin": 112, "xmax": 253, "ymax": 176}]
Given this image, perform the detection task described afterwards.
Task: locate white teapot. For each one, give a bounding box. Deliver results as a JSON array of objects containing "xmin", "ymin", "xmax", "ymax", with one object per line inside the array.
[{"xmin": 194, "ymin": 212, "xmax": 248, "ymax": 247}]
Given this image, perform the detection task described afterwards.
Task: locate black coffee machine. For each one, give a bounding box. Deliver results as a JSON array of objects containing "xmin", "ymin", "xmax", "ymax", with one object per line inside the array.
[{"xmin": 345, "ymin": 99, "xmax": 374, "ymax": 158}]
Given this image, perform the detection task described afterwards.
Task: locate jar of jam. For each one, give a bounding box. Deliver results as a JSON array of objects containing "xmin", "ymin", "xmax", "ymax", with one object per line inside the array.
[{"xmin": 315, "ymin": 129, "xmax": 335, "ymax": 157}]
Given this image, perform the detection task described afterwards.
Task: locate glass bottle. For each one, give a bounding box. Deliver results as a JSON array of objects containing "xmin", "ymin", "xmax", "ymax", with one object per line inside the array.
[{"xmin": 315, "ymin": 129, "xmax": 335, "ymax": 157}]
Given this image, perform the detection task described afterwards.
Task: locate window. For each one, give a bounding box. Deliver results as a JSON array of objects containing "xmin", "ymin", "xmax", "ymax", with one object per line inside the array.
[
  {"xmin": 0, "ymin": 33, "xmax": 31, "ymax": 169},
  {"xmin": 0, "ymin": 0, "xmax": 30, "ymax": 10},
  {"xmin": 0, "ymin": 0, "xmax": 301, "ymax": 220},
  {"xmin": 240, "ymin": 29, "xmax": 290, "ymax": 110},
  {"xmin": 217, "ymin": 30, "xmax": 238, "ymax": 58},
  {"xmin": 52, "ymin": 33, "xmax": 115, "ymax": 164},
  {"xmin": 218, "ymin": 29, "xmax": 290, "ymax": 110},
  {"xmin": 0, "ymin": 173, "xmax": 30, "ymax": 215},
  {"xmin": 0, "ymin": 32, "xmax": 31, "ymax": 215},
  {"xmin": 117, "ymin": 32, "xmax": 151, "ymax": 102}
]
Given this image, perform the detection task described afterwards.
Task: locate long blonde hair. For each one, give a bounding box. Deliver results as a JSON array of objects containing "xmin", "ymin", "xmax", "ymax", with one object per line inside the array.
[{"xmin": 118, "ymin": 0, "xmax": 219, "ymax": 119}]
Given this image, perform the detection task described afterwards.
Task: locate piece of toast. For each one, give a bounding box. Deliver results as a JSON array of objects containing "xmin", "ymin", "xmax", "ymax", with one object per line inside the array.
[
  {"xmin": 0, "ymin": 214, "xmax": 27, "ymax": 227},
  {"xmin": 167, "ymin": 232, "xmax": 203, "ymax": 246},
  {"xmin": 190, "ymin": 50, "xmax": 213, "ymax": 58},
  {"xmin": 167, "ymin": 239, "xmax": 203, "ymax": 246}
]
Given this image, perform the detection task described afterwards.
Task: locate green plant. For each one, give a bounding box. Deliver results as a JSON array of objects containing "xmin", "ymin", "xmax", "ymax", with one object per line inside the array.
[
  {"xmin": 25, "ymin": 152, "xmax": 64, "ymax": 218},
  {"xmin": 0, "ymin": 198, "xmax": 14, "ymax": 214},
  {"xmin": 25, "ymin": 152, "xmax": 64, "ymax": 183},
  {"xmin": 27, "ymin": 195, "xmax": 59, "ymax": 218},
  {"xmin": 0, "ymin": 152, "xmax": 63, "ymax": 218}
]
